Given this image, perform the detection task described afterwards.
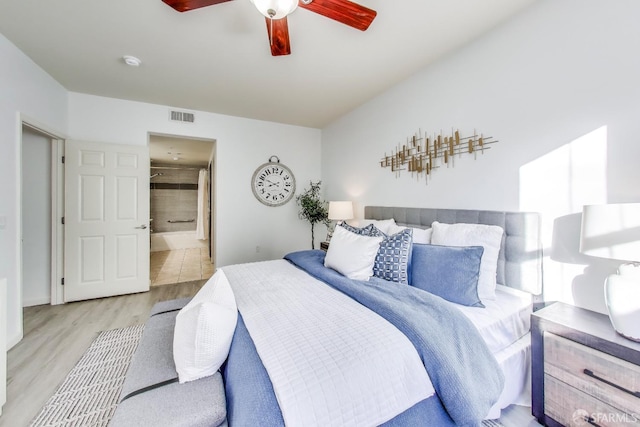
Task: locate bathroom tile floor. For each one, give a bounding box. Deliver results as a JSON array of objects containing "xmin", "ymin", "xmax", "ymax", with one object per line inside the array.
[{"xmin": 150, "ymin": 248, "xmax": 214, "ymax": 286}]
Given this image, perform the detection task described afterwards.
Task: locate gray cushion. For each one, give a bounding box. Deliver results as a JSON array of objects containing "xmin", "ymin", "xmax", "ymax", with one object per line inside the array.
[
  {"xmin": 110, "ymin": 372, "xmax": 226, "ymax": 427},
  {"xmin": 119, "ymin": 313, "xmax": 179, "ymax": 398},
  {"xmin": 149, "ymin": 297, "xmax": 193, "ymax": 316},
  {"xmin": 110, "ymin": 300, "xmax": 226, "ymax": 427}
]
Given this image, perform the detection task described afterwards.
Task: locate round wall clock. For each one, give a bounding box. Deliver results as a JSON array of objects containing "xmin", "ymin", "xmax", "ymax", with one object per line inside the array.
[{"xmin": 251, "ymin": 156, "xmax": 296, "ymax": 207}]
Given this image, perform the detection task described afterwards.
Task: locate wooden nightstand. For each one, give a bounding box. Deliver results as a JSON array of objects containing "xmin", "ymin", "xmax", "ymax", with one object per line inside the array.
[
  {"xmin": 320, "ymin": 241, "xmax": 329, "ymax": 252},
  {"xmin": 531, "ymin": 302, "xmax": 640, "ymax": 426}
]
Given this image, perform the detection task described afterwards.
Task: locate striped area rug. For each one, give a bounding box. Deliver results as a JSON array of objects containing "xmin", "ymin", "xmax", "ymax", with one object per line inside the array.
[{"xmin": 30, "ymin": 325, "xmax": 144, "ymax": 427}]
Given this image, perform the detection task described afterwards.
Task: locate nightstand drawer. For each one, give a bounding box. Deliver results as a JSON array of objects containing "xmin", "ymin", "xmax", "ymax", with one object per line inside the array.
[
  {"xmin": 544, "ymin": 375, "xmax": 634, "ymax": 426},
  {"xmin": 544, "ymin": 332, "xmax": 640, "ymax": 415}
]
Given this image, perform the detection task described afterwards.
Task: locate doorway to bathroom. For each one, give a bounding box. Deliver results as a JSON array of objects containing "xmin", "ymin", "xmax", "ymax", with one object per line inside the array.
[{"xmin": 148, "ymin": 134, "xmax": 216, "ymax": 286}]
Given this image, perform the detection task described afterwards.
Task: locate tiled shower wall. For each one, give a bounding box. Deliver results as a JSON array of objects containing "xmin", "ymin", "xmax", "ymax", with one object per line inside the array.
[{"xmin": 150, "ymin": 166, "xmax": 202, "ymax": 233}]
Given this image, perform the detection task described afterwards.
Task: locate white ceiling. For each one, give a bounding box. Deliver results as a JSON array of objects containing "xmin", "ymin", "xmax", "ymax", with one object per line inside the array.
[{"xmin": 0, "ymin": 0, "xmax": 535, "ymax": 128}]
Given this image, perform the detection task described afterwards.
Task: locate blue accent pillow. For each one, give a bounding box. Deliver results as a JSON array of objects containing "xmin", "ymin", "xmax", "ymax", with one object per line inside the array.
[
  {"xmin": 340, "ymin": 222, "xmax": 385, "ymax": 237},
  {"xmin": 373, "ymin": 228, "xmax": 413, "ymax": 285},
  {"xmin": 410, "ymin": 244, "xmax": 485, "ymax": 308}
]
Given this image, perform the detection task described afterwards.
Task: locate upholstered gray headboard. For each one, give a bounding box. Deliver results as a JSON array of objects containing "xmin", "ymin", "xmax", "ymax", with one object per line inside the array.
[{"xmin": 365, "ymin": 206, "xmax": 543, "ymax": 296}]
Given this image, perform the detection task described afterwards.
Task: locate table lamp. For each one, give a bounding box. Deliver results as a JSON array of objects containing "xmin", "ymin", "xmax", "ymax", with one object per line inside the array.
[
  {"xmin": 580, "ymin": 203, "xmax": 640, "ymax": 342},
  {"xmin": 326, "ymin": 201, "xmax": 354, "ymax": 241}
]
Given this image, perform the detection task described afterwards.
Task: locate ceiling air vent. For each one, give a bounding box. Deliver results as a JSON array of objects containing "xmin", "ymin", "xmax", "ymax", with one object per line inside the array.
[{"xmin": 169, "ymin": 110, "xmax": 195, "ymax": 123}]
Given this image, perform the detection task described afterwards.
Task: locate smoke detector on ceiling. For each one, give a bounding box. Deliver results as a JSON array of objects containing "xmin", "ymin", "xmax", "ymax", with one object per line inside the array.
[{"xmin": 123, "ymin": 55, "xmax": 142, "ymax": 67}]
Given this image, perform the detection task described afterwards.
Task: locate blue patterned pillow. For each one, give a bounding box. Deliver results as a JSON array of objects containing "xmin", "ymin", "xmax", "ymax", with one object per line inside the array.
[
  {"xmin": 373, "ymin": 228, "xmax": 413, "ymax": 285},
  {"xmin": 410, "ymin": 244, "xmax": 484, "ymax": 307},
  {"xmin": 340, "ymin": 222, "xmax": 385, "ymax": 237}
]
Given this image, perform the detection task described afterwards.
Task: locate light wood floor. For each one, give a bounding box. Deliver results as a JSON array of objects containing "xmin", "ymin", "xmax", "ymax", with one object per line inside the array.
[
  {"xmin": 1, "ymin": 280, "xmax": 541, "ymax": 427},
  {"xmin": 1, "ymin": 280, "xmax": 206, "ymax": 427}
]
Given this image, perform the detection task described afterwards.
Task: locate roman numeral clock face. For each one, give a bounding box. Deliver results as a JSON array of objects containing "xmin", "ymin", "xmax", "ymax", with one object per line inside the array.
[{"xmin": 251, "ymin": 161, "xmax": 296, "ymax": 207}]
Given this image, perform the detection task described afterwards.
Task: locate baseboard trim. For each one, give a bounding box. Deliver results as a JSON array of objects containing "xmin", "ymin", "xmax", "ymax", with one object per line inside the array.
[
  {"xmin": 22, "ymin": 297, "xmax": 51, "ymax": 307},
  {"xmin": 7, "ymin": 331, "xmax": 23, "ymax": 351}
]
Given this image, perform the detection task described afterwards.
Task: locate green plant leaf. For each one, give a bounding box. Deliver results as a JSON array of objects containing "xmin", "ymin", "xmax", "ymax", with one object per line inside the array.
[{"xmin": 296, "ymin": 180, "xmax": 329, "ymax": 248}]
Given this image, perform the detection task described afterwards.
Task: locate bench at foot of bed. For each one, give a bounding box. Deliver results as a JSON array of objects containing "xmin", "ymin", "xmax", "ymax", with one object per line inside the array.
[{"xmin": 110, "ymin": 298, "xmax": 227, "ymax": 427}]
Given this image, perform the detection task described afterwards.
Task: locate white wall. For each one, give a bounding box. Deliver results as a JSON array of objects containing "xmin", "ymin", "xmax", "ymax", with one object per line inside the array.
[
  {"xmin": 321, "ymin": 0, "xmax": 640, "ymax": 314},
  {"xmin": 5, "ymin": 0, "xmax": 635, "ymax": 351},
  {"xmin": 0, "ymin": 34, "xmax": 68, "ymax": 348},
  {"xmin": 21, "ymin": 126, "xmax": 52, "ymax": 306},
  {"xmin": 68, "ymin": 93, "xmax": 322, "ymax": 267},
  {"xmin": 0, "ymin": 30, "xmax": 320, "ymax": 348}
]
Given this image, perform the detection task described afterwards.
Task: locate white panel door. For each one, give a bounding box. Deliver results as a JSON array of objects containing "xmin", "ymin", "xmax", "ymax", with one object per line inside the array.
[{"xmin": 64, "ymin": 140, "xmax": 149, "ymax": 302}]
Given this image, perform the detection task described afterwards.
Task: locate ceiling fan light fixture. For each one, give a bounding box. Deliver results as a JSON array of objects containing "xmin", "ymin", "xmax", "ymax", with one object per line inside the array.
[{"xmin": 250, "ymin": 0, "xmax": 298, "ymax": 20}]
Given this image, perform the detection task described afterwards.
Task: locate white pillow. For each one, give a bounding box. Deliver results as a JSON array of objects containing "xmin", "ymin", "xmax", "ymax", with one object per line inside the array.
[
  {"xmin": 430, "ymin": 221, "xmax": 504, "ymax": 302},
  {"xmin": 173, "ymin": 269, "xmax": 238, "ymax": 383},
  {"xmin": 386, "ymin": 222, "xmax": 408, "ymax": 236},
  {"xmin": 347, "ymin": 218, "xmax": 397, "ymax": 235},
  {"xmin": 324, "ymin": 225, "xmax": 384, "ymax": 281},
  {"xmin": 412, "ymin": 227, "xmax": 432, "ymax": 244}
]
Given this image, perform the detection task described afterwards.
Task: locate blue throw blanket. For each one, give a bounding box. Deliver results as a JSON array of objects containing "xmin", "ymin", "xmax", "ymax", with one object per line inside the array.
[
  {"xmin": 285, "ymin": 250, "xmax": 505, "ymax": 424},
  {"xmin": 224, "ymin": 251, "xmax": 504, "ymax": 426}
]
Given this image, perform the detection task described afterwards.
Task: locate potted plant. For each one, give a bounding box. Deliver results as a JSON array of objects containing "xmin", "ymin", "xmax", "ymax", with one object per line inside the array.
[{"xmin": 296, "ymin": 181, "xmax": 330, "ymax": 249}]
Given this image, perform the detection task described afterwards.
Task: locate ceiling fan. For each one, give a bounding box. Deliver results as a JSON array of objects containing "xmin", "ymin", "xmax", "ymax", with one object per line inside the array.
[{"xmin": 162, "ymin": 0, "xmax": 377, "ymax": 56}]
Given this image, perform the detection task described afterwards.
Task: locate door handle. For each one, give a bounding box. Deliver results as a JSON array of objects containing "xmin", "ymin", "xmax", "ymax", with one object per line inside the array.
[{"xmin": 135, "ymin": 224, "xmax": 147, "ymax": 230}]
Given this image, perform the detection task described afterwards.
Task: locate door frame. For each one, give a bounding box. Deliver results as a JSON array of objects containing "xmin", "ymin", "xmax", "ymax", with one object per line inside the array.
[
  {"xmin": 51, "ymin": 138, "xmax": 65, "ymax": 305},
  {"xmin": 16, "ymin": 115, "xmax": 66, "ymax": 342},
  {"xmin": 19, "ymin": 119, "xmax": 66, "ymax": 307},
  {"xmin": 148, "ymin": 132, "xmax": 217, "ymax": 267},
  {"xmin": 16, "ymin": 123, "xmax": 217, "ymax": 319}
]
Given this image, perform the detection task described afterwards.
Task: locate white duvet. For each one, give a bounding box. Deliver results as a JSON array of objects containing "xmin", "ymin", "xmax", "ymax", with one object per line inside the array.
[{"xmin": 222, "ymin": 260, "xmax": 435, "ymax": 427}]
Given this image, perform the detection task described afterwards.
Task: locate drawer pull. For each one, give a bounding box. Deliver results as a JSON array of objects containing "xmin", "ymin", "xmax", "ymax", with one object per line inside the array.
[{"xmin": 583, "ymin": 368, "xmax": 640, "ymax": 398}]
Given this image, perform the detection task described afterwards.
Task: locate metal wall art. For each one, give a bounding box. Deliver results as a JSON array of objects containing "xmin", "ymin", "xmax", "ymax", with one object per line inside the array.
[{"xmin": 380, "ymin": 129, "xmax": 498, "ymax": 182}]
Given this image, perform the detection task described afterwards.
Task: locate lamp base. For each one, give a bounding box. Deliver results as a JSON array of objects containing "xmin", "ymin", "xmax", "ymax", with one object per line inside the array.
[
  {"xmin": 326, "ymin": 220, "xmax": 343, "ymax": 243},
  {"xmin": 605, "ymin": 273, "xmax": 640, "ymax": 342},
  {"xmin": 326, "ymin": 222, "xmax": 335, "ymax": 243}
]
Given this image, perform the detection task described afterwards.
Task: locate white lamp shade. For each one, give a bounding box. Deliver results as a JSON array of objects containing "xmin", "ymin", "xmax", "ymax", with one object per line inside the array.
[
  {"xmin": 580, "ymin": 203, "xmax": 640, "ymax": 262},
  {"xmin": 250, "ymin": 0, "xmax": 298, "ymax": 19},
  {"xmin": 328, "ymin": 201, "xmax": 354, "ymax": 221}
]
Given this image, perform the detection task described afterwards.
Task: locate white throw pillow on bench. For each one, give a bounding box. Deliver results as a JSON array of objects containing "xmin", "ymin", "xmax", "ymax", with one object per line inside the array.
[{"xmin": 173, "ymin": 269, "xmax": 238, "ymax": 383}]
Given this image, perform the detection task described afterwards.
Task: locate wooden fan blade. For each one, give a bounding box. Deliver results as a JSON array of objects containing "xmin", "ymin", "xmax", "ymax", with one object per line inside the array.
[
  {"xmin": 162, "ymin": 0, "xmax": 232, "ymax": 13},
  {"xmin": 265, "ymin": 17, "xmax": 291, "ymax": 56},
  {"xmin": 299, "ymin": 0, "xmax": 377, "ymax": 31}
]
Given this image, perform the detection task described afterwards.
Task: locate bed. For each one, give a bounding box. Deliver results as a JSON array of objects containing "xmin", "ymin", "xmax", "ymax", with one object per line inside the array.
[{"xmin": 175, "ymin": 206, "xmax": 543, "ymax": 426}]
